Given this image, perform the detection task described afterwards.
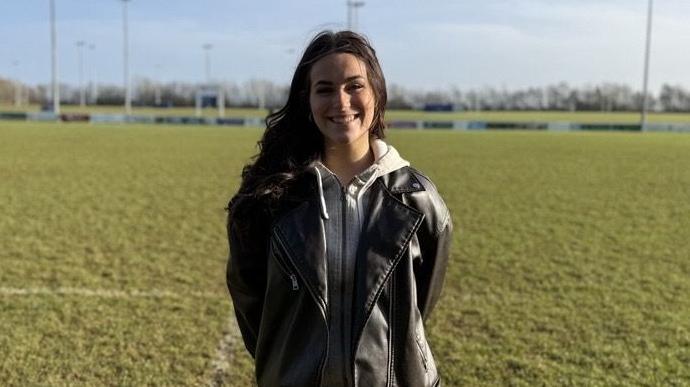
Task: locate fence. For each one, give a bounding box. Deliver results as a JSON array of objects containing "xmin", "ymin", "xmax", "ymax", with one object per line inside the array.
[{"xmin": 2, "ymin": 111, "xmax": 690, "ymax": 133}]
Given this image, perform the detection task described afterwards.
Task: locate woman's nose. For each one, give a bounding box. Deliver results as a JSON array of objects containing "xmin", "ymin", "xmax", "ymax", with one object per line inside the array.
[{"xmin": 333, "ymin": 89, "xmax": 350, "ymax": 108}]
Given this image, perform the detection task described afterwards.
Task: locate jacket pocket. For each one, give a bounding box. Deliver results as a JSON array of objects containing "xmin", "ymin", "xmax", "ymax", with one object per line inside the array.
[
  {"xmin": 414, "ymin": 324, "xmax": 439, "ymax": 385},
  {"xmin": 415, "ymin": 330, "xmax": 429, "ymax": 372},
  {"xmin": 272, "ymin": 250, "xmax": 300, "ymax": 291}
]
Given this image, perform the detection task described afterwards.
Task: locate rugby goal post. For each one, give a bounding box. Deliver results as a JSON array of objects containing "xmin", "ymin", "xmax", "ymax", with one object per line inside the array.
[{"xmin": 195, "ymin": 87, "xmax": 225, "ymax": 118}]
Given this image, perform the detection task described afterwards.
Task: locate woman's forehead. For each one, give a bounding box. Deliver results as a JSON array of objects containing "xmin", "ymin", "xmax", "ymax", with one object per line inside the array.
[{"xmin": 310, "ymin": 53, "xmax": 368, "ymax": 84}]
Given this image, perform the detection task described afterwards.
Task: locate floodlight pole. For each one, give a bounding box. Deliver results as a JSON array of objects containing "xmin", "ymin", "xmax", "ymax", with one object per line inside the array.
[
  {"xmin": 347, "ymin": 1, "xmax": 365, "ymax": 31},
  {"xmin": 203, "ymin": 43, "xmax": 213, "ymax": 85},
  {"xmin": 640, "ymin": 0, "xmax": 653, "ymax": 132},
  {"xmin": 218, "ymin": 85, "xmax": 225, "ymax": 118},
  {"xmin": 89, "ymin": 44, "xmax": 97, "ymax": 104},
  {"xmin": 50, "ymin": 0, "xmax": 60, "ymax": 114},
  {"xmin": 347, "ymin": 2, "xmax": 352, "ymax": 30},
  {"xmin": 201, "ymin": 44, "xmax": 214, "ymax": 117},
  {"xmin": 154, "ymin": 64, "xmax": 162, "ymax": 106},
  {"xmin": 76, "ymin": 40, "xmax": 86, "ymax": 107},
  {"xmin": 12, "ymin": 60, "xmax": 21, "ymax": 107},
  {"xmin": 122, "ymin": 0, "xmax": 132, "ymax": 115}
]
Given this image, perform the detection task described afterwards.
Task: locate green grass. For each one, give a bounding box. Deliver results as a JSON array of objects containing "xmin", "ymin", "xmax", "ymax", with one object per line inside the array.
[
  {"xmin": 404, "ymin": 131, "xmax": 690, "ymax": 386},
  {"xmin": 1, "ymin": 122, "xmax": 689, "ymax": 385},
  {"xmin": 4, "ymin": 103, "xmax": 690, "ymax": 123}
]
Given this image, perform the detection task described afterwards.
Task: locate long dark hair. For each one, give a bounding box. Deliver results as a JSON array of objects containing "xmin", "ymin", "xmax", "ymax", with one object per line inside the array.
[{"xmin": 229, "ymin": 30, "xmax": 388, "ymax": 224}]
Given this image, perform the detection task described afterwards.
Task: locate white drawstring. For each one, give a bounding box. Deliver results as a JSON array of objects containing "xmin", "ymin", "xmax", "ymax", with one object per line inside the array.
[
  {"xmin": 313, "ymin": 166, "xmax": 330, "ymax": 220},
  {"xmin": 355, "ymin": 167, "xmax": 379, "ymax": 225}
]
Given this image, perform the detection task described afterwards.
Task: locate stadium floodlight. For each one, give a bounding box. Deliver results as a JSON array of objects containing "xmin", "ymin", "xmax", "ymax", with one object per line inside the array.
[
  {"xmin": 640, "ymin": 0, "xmax": 653, "ymax": 132},
  {"xmin": 202, "ymin": 43, "xmax": 213, "ymax": 84},
  {"xmin": 50, "ymin": 0, "xmax": 60, "ymax": 114},
  {"xmin": 121, "ymin": 0, "xmax": 132, "ymax": 115},
  {"xmin": 76, "ymin": 40, "xmax": 86, "ymax": 107},
  {"xmin": 347, "ymin": 1, "xmax": 365, "ymax": 31}
]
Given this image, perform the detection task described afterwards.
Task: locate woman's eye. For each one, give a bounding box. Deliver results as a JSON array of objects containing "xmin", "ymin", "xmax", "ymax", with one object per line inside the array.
[{"xmin": 315, "ymin": 88, "xmax": 332, "ymax": 94}]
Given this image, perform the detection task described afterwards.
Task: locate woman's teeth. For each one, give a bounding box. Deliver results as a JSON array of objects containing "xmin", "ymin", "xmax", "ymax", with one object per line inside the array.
[{"xmin": 330, "ymin": 114, "xmax": 357, "ymax": 123}]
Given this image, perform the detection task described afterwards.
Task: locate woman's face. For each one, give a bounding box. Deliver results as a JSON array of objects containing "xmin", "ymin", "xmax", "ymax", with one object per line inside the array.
[{"xmin": 309, "ymin": 53, "xmax": 376, "ymax": 148}]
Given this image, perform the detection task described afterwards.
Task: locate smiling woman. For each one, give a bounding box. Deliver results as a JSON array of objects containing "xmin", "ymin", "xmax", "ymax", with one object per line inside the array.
[
  {"xmin": 309, "ymin": 52, "xmax": 377, "ymax": 185},
  {"xmin": 225, "ymin": 30, "xmax": 452, "ymax": 387}
]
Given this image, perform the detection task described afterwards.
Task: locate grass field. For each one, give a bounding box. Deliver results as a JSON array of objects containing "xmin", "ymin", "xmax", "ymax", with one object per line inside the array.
[
  {"xmin": 1, "ymin": 121, "xmax": 689, "ymax": 385},
  {"xmin": 4, "ymin": 103, "xmax": 690, "ymax": 123}
]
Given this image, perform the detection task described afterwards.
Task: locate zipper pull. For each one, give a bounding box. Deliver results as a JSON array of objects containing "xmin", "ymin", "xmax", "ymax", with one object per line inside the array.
[{"xmin": 290, "ymin": 274, "xmax": 299, "ymax": 291}]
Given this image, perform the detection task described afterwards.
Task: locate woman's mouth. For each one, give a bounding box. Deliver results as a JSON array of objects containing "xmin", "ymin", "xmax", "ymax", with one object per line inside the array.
[{"xmin": 329, "ymin": 114, "xmax": 359, "ymax": 124}]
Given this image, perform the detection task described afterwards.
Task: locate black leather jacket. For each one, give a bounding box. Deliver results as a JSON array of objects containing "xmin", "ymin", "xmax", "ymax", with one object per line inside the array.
[{"xmin": 227, "ymin": 166, "xmax": 452, "ymax": 387}]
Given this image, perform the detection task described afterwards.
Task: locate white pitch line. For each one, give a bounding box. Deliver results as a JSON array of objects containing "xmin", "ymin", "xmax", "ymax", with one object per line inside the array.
[
  {"xmin": 207, "ymin": 312, "xmax": 244, "ymax": 387},
  {"xmin": 1, "ymin": 285, "xmax": 245, "ymax": 384},
  {"xmin": 0, "ymin": 286, "xmax": 217, "ymax": 299}
]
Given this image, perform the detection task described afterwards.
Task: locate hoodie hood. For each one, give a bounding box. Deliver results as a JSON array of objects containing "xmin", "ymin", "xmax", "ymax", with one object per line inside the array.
[
  {"xmin": 370, "ymin": 138, "xmax": 410, "ymax": 177},
  {"xmin": 311, "ymin": 139, "xmax": 409, "ymax": 220}
]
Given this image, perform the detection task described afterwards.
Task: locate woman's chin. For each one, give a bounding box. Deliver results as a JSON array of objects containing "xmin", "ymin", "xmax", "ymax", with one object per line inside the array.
[
  {"xmin": 324, "ymin": 134, "xmax": 369, "ymax": 148},
  {"xmin": 322, "ymin": 127, "xmax": 371, "ymax": 147}
]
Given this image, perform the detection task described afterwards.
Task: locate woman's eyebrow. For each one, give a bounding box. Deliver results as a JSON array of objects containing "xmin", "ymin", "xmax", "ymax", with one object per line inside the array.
[
  {"xmin": 313, "ymin": 76, "xmax": 365, "ymax": 87},
  {"xmin": 313, "ymin": 80, "xmax": 333, "ymax": 87}
]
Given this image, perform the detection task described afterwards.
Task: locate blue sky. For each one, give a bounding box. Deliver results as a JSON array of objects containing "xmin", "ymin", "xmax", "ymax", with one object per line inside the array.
[{"xmin": 1, "ymin": 0, "xmax": 689, "ymax": 92}]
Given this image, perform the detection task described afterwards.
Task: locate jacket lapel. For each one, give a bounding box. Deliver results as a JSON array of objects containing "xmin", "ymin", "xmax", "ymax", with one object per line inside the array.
[{"xmin": 353, "ymin": 172, "xmax": 425, "ymax": 332}]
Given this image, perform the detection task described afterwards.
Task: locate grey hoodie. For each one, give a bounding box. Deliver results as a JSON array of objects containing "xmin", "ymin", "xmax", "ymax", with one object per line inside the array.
[{"xmin": 312, "ymin": 139, "xmax": 409, "ymax": 386}]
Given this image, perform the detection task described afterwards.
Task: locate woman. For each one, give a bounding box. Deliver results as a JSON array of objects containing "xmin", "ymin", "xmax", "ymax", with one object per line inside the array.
[{"xmin": 226, "ymin": 30, "xmax": 452, "ymax": 387}]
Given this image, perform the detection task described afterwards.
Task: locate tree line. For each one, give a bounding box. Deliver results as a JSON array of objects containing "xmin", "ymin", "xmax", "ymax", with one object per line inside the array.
[{"xmin": 1, "ymin": 77, "xmax": 690, "ymax": 112}]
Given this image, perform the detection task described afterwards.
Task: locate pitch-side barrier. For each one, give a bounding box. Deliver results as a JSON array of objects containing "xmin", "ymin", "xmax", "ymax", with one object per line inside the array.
[
  {"xmin": 385, "ymin": 120, "xmax": 690, "ymax": 132},
  {"xmin": 2, "ymin": 111, "xmax": 690, "ymax": 133}
]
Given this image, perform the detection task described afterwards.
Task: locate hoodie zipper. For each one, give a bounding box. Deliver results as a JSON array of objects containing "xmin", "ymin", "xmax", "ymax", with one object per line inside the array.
[{"xmin": 340, "ymin": 185, "xmax": 350, "ymax": 386}]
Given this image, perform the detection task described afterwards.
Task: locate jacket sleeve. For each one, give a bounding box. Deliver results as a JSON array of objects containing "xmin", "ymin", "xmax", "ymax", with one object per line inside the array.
[
  {"xmin": 414, "ymin": 209, "xmax": 452, "ymax": 322},
  {"xmin": 226, "ymin": 217, "xmax": 268, "ymax": 358}
]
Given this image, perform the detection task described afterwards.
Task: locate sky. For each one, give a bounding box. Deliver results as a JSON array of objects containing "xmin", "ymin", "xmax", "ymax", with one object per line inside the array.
[{"xmin": 1, "ymin": 0, "xmax": 689, "ymax": 92}]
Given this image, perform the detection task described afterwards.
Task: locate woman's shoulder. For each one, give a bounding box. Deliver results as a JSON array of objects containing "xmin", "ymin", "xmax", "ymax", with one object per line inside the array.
[
  {"xmin": 407, "ymin": 167, "xmax": 443, "ymax": 195},
  {"xmin": 383, "ymin": 166, "xmax": 444, "ymax": 200},
  {"xmin": 383, "ymin": 166, "xmax": 451, "ymax": 233}
]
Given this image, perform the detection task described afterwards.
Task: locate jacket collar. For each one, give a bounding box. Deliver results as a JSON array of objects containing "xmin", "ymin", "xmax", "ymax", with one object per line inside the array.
[{"xmin": 385, "ymin": 167, "xmax": 426, "ymax": 194}]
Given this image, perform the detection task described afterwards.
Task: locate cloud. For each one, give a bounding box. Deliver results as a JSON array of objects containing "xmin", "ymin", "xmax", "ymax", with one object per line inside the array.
[{"xmin": 376, "ymin": 1, "xmax": 690, "ymax": 91}]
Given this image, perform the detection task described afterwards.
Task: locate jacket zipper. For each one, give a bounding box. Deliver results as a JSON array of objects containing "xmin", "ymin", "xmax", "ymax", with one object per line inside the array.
[
  {"xmin": 272, "ymin": 251, "xmax": 299, "ymax": 291},
  {"xmin": 386, "ymin": 272, "xmax": 396, "ymax": 387},
  {"xmin": 273, "ymin": 230, "xmax": 330, "ymax": 384},
  {"xmin": 415, "ymin": 332, "xmax": 429, "ymax": 372}
]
